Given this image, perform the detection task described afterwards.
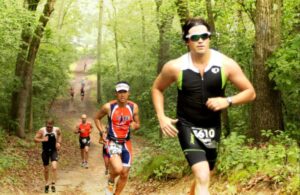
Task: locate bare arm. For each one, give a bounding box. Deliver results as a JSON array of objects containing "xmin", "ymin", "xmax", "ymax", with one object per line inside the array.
[
  {"xmin": 94, "ymin": 103, "xmax": 110, "ymax": 133},
  {"xmin": 206, "ymin": 56, "xmax": 256, "ymax": 111},
  {"xmin": 56, "ymin": 128, "xmax": 62, "ymax": 150},
  {"xmin": 151, "ymin": 60, "xmax": 179, "ymax": 137},
  {"xmin": 34, "ymin": 129, "xmax": 47, "ymax": 143},
  {"xmin": 130, "ymin": 104, "xmax": 140, "ymax": 130}
]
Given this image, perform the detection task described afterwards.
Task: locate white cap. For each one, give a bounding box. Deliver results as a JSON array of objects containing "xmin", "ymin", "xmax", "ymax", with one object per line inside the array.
[{"xmin": 115, "ymin": 83, "xmax": 130, "ymax": 92}]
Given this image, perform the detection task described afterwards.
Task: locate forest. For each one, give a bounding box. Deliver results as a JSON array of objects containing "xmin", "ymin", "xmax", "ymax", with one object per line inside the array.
[{"xmin": 0, "ymin": 0, "xmax": 299, "ymax": 194}]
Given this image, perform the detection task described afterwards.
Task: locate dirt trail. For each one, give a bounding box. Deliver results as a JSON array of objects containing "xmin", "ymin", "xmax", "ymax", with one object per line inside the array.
[
  {"xmin": 49, "ymin": 59, "xmax": 138, "ymax": 195},
  {"xmin": 51, "ymin": 59, "xmax": 108, "ymax": 194}
]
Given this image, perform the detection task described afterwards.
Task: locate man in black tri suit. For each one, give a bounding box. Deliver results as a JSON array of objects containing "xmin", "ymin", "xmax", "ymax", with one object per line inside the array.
[
  {"xmin": 34, "ymin": 118, "xmax": 62, "ymax": 193},
  {"xmin": 151, "ymin": 17, "xmax": 256, "ymax": 195}
]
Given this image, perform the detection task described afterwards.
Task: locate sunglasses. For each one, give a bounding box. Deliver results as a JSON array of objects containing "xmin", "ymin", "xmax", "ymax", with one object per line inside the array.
[{"xmin": 186, "ymin": 32, "xmax": 211, "ymax": 42}]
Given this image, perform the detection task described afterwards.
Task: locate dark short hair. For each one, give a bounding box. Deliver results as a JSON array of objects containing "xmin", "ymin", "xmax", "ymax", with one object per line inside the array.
[
  {"xmin": 182, "ymin": 17, "xmax": 211, "ymax": 42},
  {"xmin": 116, "ymin": 81, "xmax": 130, "ymax": 86},
  {"xmin": 46, "ymin": 118, "xmax": 54, "ymax": 125}
]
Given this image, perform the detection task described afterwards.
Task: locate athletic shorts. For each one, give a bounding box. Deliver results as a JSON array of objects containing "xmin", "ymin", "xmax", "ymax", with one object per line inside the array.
[
  {"xmin": 102, "ymin": 144, "xmax": 109, "ymax": 158},
  {"xmin": 79, "ymin": 137, "xmax": 91, "ymax": 149},
  {"xmin": 42, "ymin": 150, "xmax": 58, "ymax": 166},
  {"xmin": 176, "ymin": 122, "xmax": 220, "ymax": 170},
  {"xmin": 81, "ymin": 91, "xmax": 84, "ymax": 96},
  {"xmin": 107, "ymin": 140, "xmax": 132, "ymax": 167}
]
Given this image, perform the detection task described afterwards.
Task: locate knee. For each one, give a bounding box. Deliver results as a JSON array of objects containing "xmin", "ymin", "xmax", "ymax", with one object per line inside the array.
[
  {"xmin": 120, "ymin": 170, "xmax": 129, "ymax": 179},
  {"xmin": 194, "ymin": 170, "xmax": 210, "ymax": 185},
  {"xmin": 44, "ymin": 166, "xmax": 49, "ymax": 173}
]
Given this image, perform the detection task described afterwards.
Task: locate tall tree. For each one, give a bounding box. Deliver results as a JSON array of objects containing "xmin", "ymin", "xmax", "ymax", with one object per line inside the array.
[
  {"xmin": 10, "ymin": 0, "xmax": 40, "ymax": 138},
  {"xmin": 111, "ymin": 0, "xmax": 120, "ymax": 81},
  {"xmin": 205, "ymin": 0, "xmax": 216, "ymax": 34},
  {"xmin": 250, "ymin": 0, "xmax": 284, "ymax": 139},
  {"xmin": 97, "ymin": 0, "xmax": 104, "ymax": 103},
  {"xmin": 10, "ymin": 0, "xmax": 56, "ymax": 138},
  {"xmin": 155, "ymin": 0, "xmax": 175, "ymax": 74},
  {"xmin": 175, "ymin": 0, "xmax": 189, "ymax": 27}
]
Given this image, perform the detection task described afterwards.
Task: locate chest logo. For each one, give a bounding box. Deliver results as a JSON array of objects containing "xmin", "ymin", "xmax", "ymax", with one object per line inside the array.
[{"xmin": 211, "ymin": 67, "xmax": 220, "ymax": 74}]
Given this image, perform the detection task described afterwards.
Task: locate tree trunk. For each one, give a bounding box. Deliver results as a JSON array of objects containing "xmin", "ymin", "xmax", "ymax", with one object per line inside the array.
[
  {"xmin": 10, "ymin": 0, "xmax": 56, "ymax": 138},
  {"xmin": 10, "ymin": 0, "xmax": 40, "ymax": 138},
  {"xmin": 97, "ymin": 0, "xmax": 104, "ymax": 103},
  {"xmin": 138, "ymin": 0, "xmax": 146, "ymax": 44},
  {"xmin": 111, "ymin": 0, "xmax": 120, "ymax": 81},
  {"xmin": 56, "ymin": 0, "xmax": 65, "ymax": 30},
  {"xmin": 250, "ymin": 0, "xmax": 284, "ymax": 140},
  {"xmin": 155, "ymin": 0, "xmax": 175, "ymax": 74},
  {"xmin": 205, "ymin": 0, "xmax": 216, "ymax": 34},
  {"xmin": 175, "ymin": 0, "xmax": 189, "ymax": 27}
]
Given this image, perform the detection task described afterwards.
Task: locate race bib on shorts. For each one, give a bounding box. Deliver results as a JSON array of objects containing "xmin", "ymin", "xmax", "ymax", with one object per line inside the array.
[
  {"xmin": 108, "ymin": 141, "xmax": 122, "ymax": 155},
  {"xmin": 191, "ymin": 127, "xmax": 218, "ymax": 148},
  {"xmin": 82, "ymin": 138, "xmax": 87, "ymax": 144}
]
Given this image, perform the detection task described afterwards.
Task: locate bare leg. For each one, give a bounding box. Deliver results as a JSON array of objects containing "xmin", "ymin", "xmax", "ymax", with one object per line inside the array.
[
  {"xmin": 44, "ymin": 165, "xmax": 50, "ymax": 185},
  {"xmin": 109, "ymin": 155, "xmax": 123, "ymax": 181},
  {"xmin": 51, "ymin": 161, "xmax": 57, "ymax": 184},
  {"xmin": 84, "ymin": 146, "xmax": 89, "ymax": 162},
  {"xmin": 114, "ymin": 167, "xmax": 130, "ymax": 195},
  {"xmin": 81, "ymin": 149, "xmax": 84, "ymax": 163},
  {"xmin": 191, "ymin": 161, "xmax": 210, "ymax": 195}
]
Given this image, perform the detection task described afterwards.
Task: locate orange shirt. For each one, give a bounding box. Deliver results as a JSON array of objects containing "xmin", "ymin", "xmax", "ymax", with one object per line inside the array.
[
  {"xmin": 107, "ymin": 100, "xmax": 134, "ymax": 140},
  {"xmin": 78, "ymin": 122, "xmax": 92, "ymax": 138}
]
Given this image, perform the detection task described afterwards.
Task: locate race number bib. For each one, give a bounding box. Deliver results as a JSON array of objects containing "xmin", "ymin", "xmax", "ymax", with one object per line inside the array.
[
  {"xmin": 82, "ymin": 138, "xmax": 87, "ymax": 144},
  {"xmin": 108, "ymin": 141, "xmax": 122, "ymax": 155},
  {"xmin": 191, "ymin": 127, "xmax": 217, "ymax": 148}
]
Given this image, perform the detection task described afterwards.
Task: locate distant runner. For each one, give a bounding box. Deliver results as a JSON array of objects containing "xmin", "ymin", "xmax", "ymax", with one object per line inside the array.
[
  {"xmin": 99, "ymin": 127, "xmax": 110, "ymax": 175},
  {"xmin": 70, "ymin": 86, "xmax": 74, "ymax": 101},
  {"xmin": 34, "ymin": 118, "xmax": 62, "ymax": 193},
  {"xmin": 75, "ymin": 114, "xmax": 93, "ymax": 168},
  {"xmin": 80, "ymin": 87, "xmax": 85, "ymax": 101}
]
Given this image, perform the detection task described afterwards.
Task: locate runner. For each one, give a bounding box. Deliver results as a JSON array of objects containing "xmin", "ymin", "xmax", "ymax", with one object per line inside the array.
[
  {"xmin": 34, "ymin": 118, "xmax": 62, "ymax": 193},
  {"xmin": 70, "ymin": 86, "xmax": 74, "ymax": 102},
  {"xmin": 94, "ymin": 81, "xmax": 140, "ymax": 195},
  {"xmin": 99, "ymin": 127, "xmax": 110, "ymax": 175},
  {"xmin": 151, "ymin": 17, "xmax": 256, "ymax": 195},
  {"xmin": 80, "ymin": 86, "xmax": 85, "ymax": 101},
  {"xmin": 75, "ymin": 114, "xmax": 93, "ymax": 168},
  {"xmin": 84, "ymin": 63, "xmax": 87, "ymax": 72}
]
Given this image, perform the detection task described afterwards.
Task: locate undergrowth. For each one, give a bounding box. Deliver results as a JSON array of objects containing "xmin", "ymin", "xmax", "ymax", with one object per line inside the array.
[{"xmin": 133, "ymin": 127, "xmax": 299, "ymax": 193}]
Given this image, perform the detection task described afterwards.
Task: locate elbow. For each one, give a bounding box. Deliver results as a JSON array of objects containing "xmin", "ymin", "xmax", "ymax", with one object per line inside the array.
[{"xmin": 250, "ymin": 89, "xmax": 256, "ymax": 101}]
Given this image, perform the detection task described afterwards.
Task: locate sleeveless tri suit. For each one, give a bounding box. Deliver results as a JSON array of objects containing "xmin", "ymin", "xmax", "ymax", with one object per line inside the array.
[
  {"xmin": 106, "ymin": 100, "xmax": 135, "ymax": 167},
  {"xmin": 176, "ymin": 49, "xmax": 227, "ymax": 170}
]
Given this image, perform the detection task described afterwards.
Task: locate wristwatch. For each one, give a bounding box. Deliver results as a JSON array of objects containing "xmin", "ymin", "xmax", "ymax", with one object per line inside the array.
[{"xmin": 226, "ymin": 96, "xmax": 233, "ymax": 107}]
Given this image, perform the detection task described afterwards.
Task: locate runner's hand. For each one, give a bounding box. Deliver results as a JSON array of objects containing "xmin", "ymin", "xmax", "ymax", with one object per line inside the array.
[
  {"xmin": 206, "ymin": 97, "xmax": 229, "ymax": 111},
  {"xmin": 56, "ymin": 142, "xmax": 61, "ymax": 151},
  {"xmin": 158, "ymin": 116, "xmax": 178, "ymax": 137},
  {"xmin": 43, "ymin": 136, "xmax": 49, "ymax": 142}
]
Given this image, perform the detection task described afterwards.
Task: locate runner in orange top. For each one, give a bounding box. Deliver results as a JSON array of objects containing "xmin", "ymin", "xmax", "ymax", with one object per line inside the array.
[
  {"xmin": 75, "ymin": 114, "xmax": 93, "ymax": 168},
  {"xmin": 94, "ymin": 81, "xmax": 140, "ymax": 195}
]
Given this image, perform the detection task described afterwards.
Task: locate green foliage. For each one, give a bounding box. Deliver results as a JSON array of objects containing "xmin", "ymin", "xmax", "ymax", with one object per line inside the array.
[
  {"xmin": 267, "ymin": 34, "xmax": 300, "ymax": 133},
  {"xmin": 0, "ymin": 149, "xmax": 26, "ymax": 175},
  {"xmin": 0, "ymin": 128, "xmax": 7, "ymax": 151},
  {"xmin": 217, "ymin": 131, "xmax": 299, "ymax": 192},
  {"xmin": 132, "ymin": 138, "xmax": 189, "ymax": 181}
]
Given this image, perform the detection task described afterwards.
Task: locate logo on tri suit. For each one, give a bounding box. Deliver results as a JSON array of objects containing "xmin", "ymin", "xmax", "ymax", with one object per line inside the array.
[
  {"xmin": 117, "ymin": 115, "xmax": 130, "ymax": 125},
  {"xmin": 211, "ymin": 67, "xmax": 220, "ymax": 74}
]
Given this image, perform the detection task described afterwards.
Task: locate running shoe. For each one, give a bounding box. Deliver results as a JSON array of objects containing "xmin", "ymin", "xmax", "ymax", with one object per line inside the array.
[
  {"xmin": 51, "ymin": 185, "xmax": 56, "ymax": 192},
  {"xmin": 81, "ymin": 162, "xmax": 85, "ymax": 167},
  {"xmin": 105, "ymin": 180, "xmax": 114, "ymax": 195},
  {"xmin": 44, "ymin": 185, "xmax": 49, "ymax": 193},
  {"xmin": 84, "ymin": 162, "xmax": 88, "ymax": 169}
]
